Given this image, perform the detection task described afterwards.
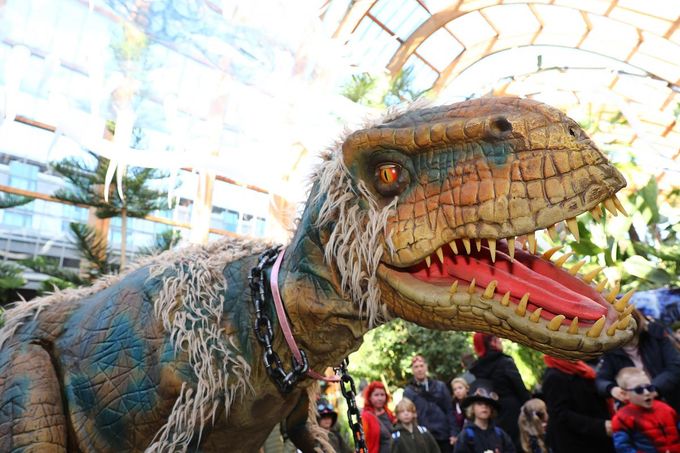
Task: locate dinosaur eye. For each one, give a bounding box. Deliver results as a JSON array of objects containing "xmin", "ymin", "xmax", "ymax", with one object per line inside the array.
[
  {"xmin": 374, "ymin": 162, "xmax": 410, "ymax": 197},
  {"xmin": 378, "ymin": 164, "xmax": 399, "ymax": 184}
]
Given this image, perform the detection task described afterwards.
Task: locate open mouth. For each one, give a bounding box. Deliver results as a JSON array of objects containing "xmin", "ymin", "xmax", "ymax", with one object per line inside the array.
[{"xmin": 378, "ymin": 195, "xmax": 635, "ymax": 354}]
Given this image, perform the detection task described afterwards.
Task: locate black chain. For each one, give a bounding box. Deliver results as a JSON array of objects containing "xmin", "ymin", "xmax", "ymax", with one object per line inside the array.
[
  {"xmin": 336, "ymin": 358, "xmax": 368, "ymax": 453},
  {"xmin": 249, "ymin": 246, "xmax": 309, "ymax": 394}
]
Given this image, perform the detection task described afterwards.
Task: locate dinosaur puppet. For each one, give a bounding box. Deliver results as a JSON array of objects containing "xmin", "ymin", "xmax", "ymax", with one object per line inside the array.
[{"xmin": 0, "ymin": 97, "xmax": 635, "ymax": 452}]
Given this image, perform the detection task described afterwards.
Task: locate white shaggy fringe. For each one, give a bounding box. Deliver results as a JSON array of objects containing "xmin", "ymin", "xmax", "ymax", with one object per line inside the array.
[
  {"xmin": 145, "ymin": 238, "xmax": 268, "ymax": 452},
  {"xmin": 314, "ymin": 154, "xmax": 397, "ymax": 327}
]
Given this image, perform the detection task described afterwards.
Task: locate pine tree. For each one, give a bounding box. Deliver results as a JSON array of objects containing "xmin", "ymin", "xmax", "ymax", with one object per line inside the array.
[{"xmin": 51, "ymin": 151, "xmax": 170, "ymax": 269}]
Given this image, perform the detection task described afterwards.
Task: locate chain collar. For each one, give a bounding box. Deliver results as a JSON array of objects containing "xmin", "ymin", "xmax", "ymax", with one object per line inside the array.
[
  {"xmin": 250, "ymin": 247, "xmax": 367, "ymax": 452},
  {"xmin": 249, "ymin": 246, "xmax": 309, "ymax": 394}
]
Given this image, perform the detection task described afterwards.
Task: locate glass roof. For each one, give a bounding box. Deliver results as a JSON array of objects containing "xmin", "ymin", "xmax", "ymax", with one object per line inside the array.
[{"xmin": 332, "ymin": 0, "xmax": 680, "ymax": 188}]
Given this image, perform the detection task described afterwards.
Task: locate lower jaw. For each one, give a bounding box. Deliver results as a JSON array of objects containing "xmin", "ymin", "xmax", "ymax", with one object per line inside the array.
[{"xmin": 377, "ymin": 265, "xmax": 633, "ymax": 357}]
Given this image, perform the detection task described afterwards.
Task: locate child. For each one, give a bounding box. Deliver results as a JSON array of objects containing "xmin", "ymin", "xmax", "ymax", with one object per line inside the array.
[
  {"xmin": 518, "ymin": 398, "xmax": 550, "ymax": 453},
  {"xmin": 454, "ymin": 381, "xmax": 515, "ymax": 453},
  {"xmin": 391, "ymin": 398, "xmax": 440, "ymax": 453},
  {"xmin": 612, "ymin": 367, "xmax": 680, "ymax": 453},
  {"xmin": 451, "ymin": 377, "xmax": 470, "ymax": 436},
  {"xmin": 317, "ymin": 400, "xmax": 351, "ymax": 453}
]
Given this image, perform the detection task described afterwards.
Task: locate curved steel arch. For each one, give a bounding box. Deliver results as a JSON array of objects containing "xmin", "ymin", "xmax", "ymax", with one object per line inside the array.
[{"xmin": 373, "ymin": 1, "xmax": 679, "ymax": 94}]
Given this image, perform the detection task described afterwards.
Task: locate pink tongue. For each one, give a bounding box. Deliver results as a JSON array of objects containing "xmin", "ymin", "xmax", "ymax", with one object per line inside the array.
[{"xmin": 416, "ymin": 250, "xmax": 606, "ymax": 321}]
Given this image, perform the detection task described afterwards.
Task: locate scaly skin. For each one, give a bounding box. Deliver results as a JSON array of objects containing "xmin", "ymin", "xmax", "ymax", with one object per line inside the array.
[{"xmin": 0, "ymin": 97, "xmax": 634, "ymax": 452}]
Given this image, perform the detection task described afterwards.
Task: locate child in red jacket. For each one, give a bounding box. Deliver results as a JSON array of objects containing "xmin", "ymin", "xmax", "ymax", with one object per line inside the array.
[{"xmin": 612, "ymin": 367, "xmax": 680, "ymax": 453}]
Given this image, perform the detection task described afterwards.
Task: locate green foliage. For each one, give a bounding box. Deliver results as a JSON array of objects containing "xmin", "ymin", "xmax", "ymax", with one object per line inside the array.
[
  {"xmin": 342, "ymin": 67, "xmax": 428, "ymax": 108},
  {"xmin": 69, "ymin": 222, "xmax": 118, "ymax": 279},
  {"xmin": 20, "ymin": 256, "xmax": 84, "ymax": 287},
  {"xmin": 0, "ymin": 261, "xmax": 26, "ymax": 303},
  {"xmin": 137, "ymin": 229, "xmax": 182, "ymax": 256},
  {"xmin": 349, "ymin": 319, "xmax": 471, "ymax": 389},
  {"xmin": 0, "ymin": 193, "xmax": 34, "ymax": 209}
]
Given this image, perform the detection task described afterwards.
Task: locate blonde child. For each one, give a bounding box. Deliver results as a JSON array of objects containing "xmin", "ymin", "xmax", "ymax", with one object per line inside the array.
[
  {"xmin": 612, "ymin": 367, "xmax": 680, "ymax": 452},
  {"xmin": 391, "ymin": 398, "xmax": 441, "ymax": 453},
  {"xmin": 518, "ymin": 399, "xmax": 549, "ymax": 453},
  {"xmin": 454, "ymin": 381, "xmax": 515, "ymax": 453}
]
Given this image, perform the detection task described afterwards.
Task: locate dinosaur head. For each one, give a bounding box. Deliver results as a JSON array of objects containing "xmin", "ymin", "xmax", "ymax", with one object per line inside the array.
[{"xmin": 315, "ymin": 97, "xmax": 633, "ymax": 359}]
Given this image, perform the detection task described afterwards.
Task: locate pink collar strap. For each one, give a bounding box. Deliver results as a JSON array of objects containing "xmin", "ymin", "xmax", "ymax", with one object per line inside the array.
[{"xmin": 270, "ymin": 247, "xmax": 340, "ymax": 383}]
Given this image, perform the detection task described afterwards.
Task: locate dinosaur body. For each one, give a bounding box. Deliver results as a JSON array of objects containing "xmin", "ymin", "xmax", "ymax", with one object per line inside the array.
[{"xmin": 0, "ymin": 97, "xmax": 634, "ymax": 452}]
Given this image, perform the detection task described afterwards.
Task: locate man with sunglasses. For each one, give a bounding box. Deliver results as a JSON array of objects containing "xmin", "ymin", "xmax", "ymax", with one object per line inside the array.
[{"xmin": 611, "ymin": 367, "xmax": 680, "ymax": 453}]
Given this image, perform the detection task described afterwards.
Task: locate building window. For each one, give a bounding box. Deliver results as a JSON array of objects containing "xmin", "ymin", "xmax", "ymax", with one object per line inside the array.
[
  {"xmin": 9, "ymin": 161, "xmax": 38, "ymax": 191},
  {"xmin": 239, "ymin": 213, "xmax": 254, "ymax": 236},
  {"xmin": 255, "ymin": 217, "xmax": 266, "ymax": 237},
  {"xmin": 223, "ymin": 210, "xmax": 239, "ymax": 233}
]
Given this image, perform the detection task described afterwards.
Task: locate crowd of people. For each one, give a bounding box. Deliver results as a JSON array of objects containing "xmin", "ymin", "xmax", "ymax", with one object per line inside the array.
[{"xmin": 315, "ymin": 309, "xmax": 680, "ymax": 453}]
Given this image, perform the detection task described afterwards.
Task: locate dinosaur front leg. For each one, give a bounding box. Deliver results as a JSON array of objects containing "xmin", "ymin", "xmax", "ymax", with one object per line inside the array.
[{"xmin": 0, "ymin": 342, "xmax": 68, "ymax": 452}]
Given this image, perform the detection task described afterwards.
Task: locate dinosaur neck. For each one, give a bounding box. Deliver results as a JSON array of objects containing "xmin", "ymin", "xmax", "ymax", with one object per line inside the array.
[{"xmin": 273, "ymin": 185, "xmax": 370, "ymax": 370}]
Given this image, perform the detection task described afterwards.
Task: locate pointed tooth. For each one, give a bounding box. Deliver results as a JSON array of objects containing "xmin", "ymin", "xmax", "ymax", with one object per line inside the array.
[
  {"xmin": 547, "ymin": 225, "xmax": 558, "ymax": 240},
  {"xmin": 606, "ymin": 323, "xmax": 618, "ymax": 336},
  {"xmin": 483, "ymin": 280, "xmax": 498, "ymax": 299},
  {"xmin": 449, "ymin": 280, "xmax": 459, "ymax": 294},
  {"xmin": 488, "ymin": 238, "xmax": 497, "ymax": 263},
  {"xmin": 527, "ymin": 232, "xmax": 537, "ymax": 254},
  {"xmin": 620, "ymin": 305, "xmax": 634, "ymax": 319},
  {"xmin": 582, "ymin": 266, "xmax": 603, "ymax": 283},
  {"xmin": 508, "ymin": 239, "xmax": 515, "ymax": 262},
  {"xmin": 529, "ymin": 307, "xmax": 543, "ymax": 323},
  {"xmin": 515, "ymin": 293, "xmax": 529, "ymax": 317},
  {"xmin": 568, "ymin": 259, "xmax": 586, "ymax": 275},
  {"xmin": 595, "ymin": 279, "xmax": 608, "ymax": 292},
  {"xmin": 475, "ymin": 238, "xmax": 482, "ymax": 252},
  {"xmin": 614, "ymin": 289, "xmax": 635, "ymax": 312},
  {"xmin": 618, "ymin": 314, "xmax": 632, "ymax": 330},
  {"xmin": 501, "ymin": 291, "xmax": 510, "ymax": 306},
  {"xmin": 548, "ymin": 315, "xmax": 565, "ymax": 331},
  {"xmin": 590, "ymin": 205, "xmax": 602, "ymax": 221},
  {"xmin": 467, "ymin": 278, "xmax": 476, "ymax": 294},
  {"xmin": 462, "ymin": 238, "xmax": 471, "ymax": 254},
  {"xmin": 436, "ymin": 247, "xmax": 444, "ymax": 264},
  {"xmin": 554, "ymin": 252, "xmax": 575, "ymax": 267},
  {"xmin": 613, "ymin": 194, "xmax": 628, "ymax": 216},
  {"xmin": 542, "ymin": 245, "xmax": 563, "ymax": 260},
  {"xmin": 606, "ymin": 282, "xmax": 620, "ymax": 303},
  {"xmin": 449, "ymin": 241, "xmax": 458, "ymax": 255},
  {"xmin": 566, "ymin": 217, "xmax": 579, "ymax": 241},
  {"xmin": 425, "ymin": 256, "xmax": 431, "ymax": 268},
  {"xmin": 586, "ymin": 316, "xmax": 606, "ymax": 338},
  {"xmin": 603, "ymin": 198, "xmax": 618, "ymax": 216},
  {"xmin": 568, "ymin": 317, "xmax": 579, "ymax": 334}
]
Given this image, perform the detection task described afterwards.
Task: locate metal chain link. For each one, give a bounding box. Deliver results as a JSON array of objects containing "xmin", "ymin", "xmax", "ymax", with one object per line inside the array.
[
  {"xmin": 336, "ymin": 358, "xmax": 368, "ymax": 453},
  {"xmin": 249, "ymin": 246, "xmax": 309, "ymax": 394}
]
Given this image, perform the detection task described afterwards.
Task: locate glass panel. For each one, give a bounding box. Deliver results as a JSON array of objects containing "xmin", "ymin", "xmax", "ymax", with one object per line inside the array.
[
  {"xmin": 417, "ymin": 28, "xmax": 463, "ymax": 72},
  {"xmin": 371, "ymin": 0, "xmax": 430, "ymax": 41},
  {"xmin": 402, "ymin": 54, "xmax": 439, "ymax": 95}
]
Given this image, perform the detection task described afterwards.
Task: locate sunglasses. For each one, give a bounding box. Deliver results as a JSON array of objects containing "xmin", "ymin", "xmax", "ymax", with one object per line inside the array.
[
  {"xmin": 623, "ymin": 384, "xmax": 657, "ymax": 395},
  {"xmin": 472, "ymin": 388, "xmax": 499, "ymax": 400}
]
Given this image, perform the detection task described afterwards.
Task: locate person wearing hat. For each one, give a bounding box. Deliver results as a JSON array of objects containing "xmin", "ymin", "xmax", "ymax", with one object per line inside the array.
[
  {"xmin": 454, "ymin": 380, "xmax": 516, "ymax": 453},
  {"xmin": 468, "ymin": 333, "xmax": 530, "ymax": 450},
  {"xmin": 317, "ymin": 399, "xmax": 351, "ymax": 453}
]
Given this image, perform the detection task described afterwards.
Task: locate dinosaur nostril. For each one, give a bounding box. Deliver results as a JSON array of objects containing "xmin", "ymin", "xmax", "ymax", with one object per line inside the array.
[
  {"xmin": 487, "ymin": 116, "xmax": 513, "ymax": 139},
  {"xmin": 492, "ymin": 116, "xmax": 512, "ymax": 132}
]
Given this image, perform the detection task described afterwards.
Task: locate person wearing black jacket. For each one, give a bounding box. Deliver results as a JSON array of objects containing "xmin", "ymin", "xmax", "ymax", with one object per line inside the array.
[
  {"xmin": 404, "ymin": 355, "xmax": 457, "ymax": 453},
  {"xmin": 542, "ymin": 355, "xmax": 614, "ymax": 453},
  {"xmin": 595, "ymin": 309, "xmax": 680, "ymax": 411},
  {"xmin": 468, "ymin": 333, "xmax": 530, "ymax": 451}
]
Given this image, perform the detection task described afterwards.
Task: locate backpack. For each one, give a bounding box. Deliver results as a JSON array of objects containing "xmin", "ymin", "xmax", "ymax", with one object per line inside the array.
[{"xmin": 464, "ymin": 425, "xmax": 505, "ymax": 451}]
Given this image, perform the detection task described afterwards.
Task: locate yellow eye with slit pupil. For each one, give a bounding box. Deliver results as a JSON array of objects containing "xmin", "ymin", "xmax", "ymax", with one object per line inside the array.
[{"xmin": 379, "ymin": 165, "xmax": 399, "ymax": 184}]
